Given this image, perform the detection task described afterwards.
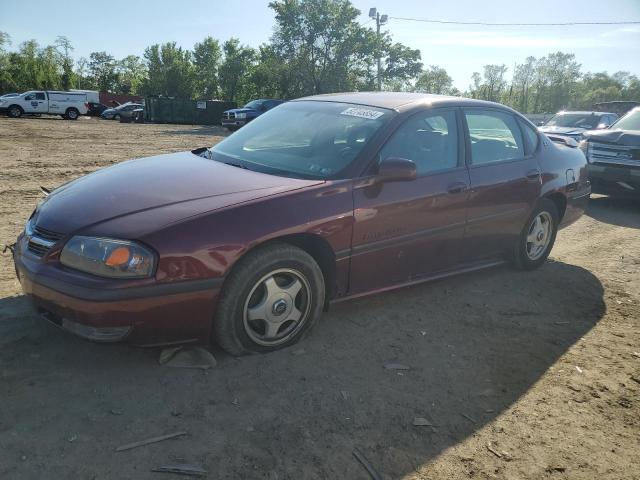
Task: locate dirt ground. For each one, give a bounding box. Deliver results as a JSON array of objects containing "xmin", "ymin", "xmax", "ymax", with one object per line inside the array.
[{"xmin": 0, "ymin": 116, "xmax": 638, "ymax": 480}]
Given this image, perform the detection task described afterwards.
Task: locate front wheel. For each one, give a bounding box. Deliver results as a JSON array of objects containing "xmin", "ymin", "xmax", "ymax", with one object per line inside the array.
[
  {"xmin": 7, "ymin": 105, "xmax": 22, "ymax": 118},
  {"xmin": 213, "ymin": 243, "xmax": 325, "ymax": 355},
  {"xmin": 511, "ymin": 198, "xmax": 559, "ymax": 270},
  {"xmin": 113, "ymin": 114, "xmax": 120, "ymax": 121}
]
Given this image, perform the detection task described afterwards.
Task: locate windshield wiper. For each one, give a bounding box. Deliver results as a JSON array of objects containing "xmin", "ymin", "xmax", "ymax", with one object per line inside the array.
[{"xmin": 225, "ymin": 162, "xmax": 249, "ymax": 170}]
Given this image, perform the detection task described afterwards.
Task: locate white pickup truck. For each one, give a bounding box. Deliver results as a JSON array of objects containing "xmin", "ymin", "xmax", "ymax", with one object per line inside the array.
[{"xmin": 0, "ymin": 90, "xmax": 89, "ymax": 120}]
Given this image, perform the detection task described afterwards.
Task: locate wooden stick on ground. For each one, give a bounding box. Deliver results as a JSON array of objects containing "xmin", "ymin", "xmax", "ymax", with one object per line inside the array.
[{"xmin": 115, "ymin": 431, "xmax": 187, "ymax": 452}]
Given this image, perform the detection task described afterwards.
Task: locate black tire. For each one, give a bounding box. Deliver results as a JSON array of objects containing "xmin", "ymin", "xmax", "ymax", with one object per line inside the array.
[
  {"xmin": 7, "ymin": 105, "xmax": 22, "ymax": 118},
  {"xmin": 113, "ymin": 114, "xmax": 120, "ymax": 121},
  {"xmin": 213, "ymin": 243, "xmax": 325, "ymax": 355},
  {"xmin": 64, "ymin": 108, "xmax": 79, "ymax": 120},
  {"xmin": 511, "ymin": 198, "xmax": 559, "ymax": 270}
]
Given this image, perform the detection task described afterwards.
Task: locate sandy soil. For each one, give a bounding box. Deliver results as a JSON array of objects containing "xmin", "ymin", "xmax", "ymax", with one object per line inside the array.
[{"xmin": 0, "ymin": 116, "xmax": 638, "ymax": 480}]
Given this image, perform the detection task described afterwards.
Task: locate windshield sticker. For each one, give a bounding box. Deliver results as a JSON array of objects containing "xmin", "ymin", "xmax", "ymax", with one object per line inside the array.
[{"xmin": 340, "ymin": 107, "xmax": 384, "ymax": 120}]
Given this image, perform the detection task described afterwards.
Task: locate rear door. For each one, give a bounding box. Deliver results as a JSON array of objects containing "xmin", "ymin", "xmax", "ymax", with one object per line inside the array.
[
  {"xmin": 23, "ymin": 92, "xmax": 48, "ymax": 113},
  {"xmin": 349, "ymin": 108, "xmax": 469, "ymax": 294},
  {"xmin": 463, "ymin": 108, "xmax": 541, "ymax": 261}
]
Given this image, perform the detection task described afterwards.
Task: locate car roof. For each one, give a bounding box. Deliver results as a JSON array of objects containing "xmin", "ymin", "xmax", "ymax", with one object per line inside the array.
[
  {"xmin": 292, "ymin": 91, "xmax": 510, "ymax": 112},
  {"xmin": 555, "ymin": 110, "xmax": 617, "ymax": 116}
]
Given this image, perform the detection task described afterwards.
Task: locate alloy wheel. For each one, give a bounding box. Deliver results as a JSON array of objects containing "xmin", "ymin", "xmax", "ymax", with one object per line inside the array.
[
  {"xmin": 526, "ymin": 211, "xmax": 553, "ymax": 261},
  {"xmin": 243, "ymin": 268, "xmax": 311, "ymax": 347}
]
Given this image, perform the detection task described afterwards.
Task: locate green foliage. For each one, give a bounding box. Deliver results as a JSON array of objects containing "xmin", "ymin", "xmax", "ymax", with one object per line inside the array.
[
  {"xmin": 116, "ymin": 55, "xmax": 146, "ymax": 95},
  {"xmin": 88, "ymin": 51, "xmax": 117, "ymax": 92},
  {"xmin": 218, "ymin": 38, "xmax": 256, "ymax": 103},
  {"xmin": 414, "ymin": 65, "xmax": 456, "ymax": 95},
  {"xmin": 193, "ymin": 36, "xmax": 222, "ymax": 99},
  {"xmin": 141, "ymin": 42, "xmax": 195, "ymax": 98}
]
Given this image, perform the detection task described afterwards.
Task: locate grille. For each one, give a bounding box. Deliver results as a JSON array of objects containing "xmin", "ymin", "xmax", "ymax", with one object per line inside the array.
[
  {"xmin": 27, "ymin": 225, "xmax": 64, "ymax": 258},
  {"xmin": 27, "ymin": 240, "xmax": 50, "ymax": 257},
  {"xmin": 590, "ymin": 142, "xmax": 640, "ymax": 167},
  {"xmin": 33, "ymin": 225, "xmax": 65, "ymax": 242},
  {"xmin": 223, "ymin": 112, "xmax": 235, "ymax": 120}
]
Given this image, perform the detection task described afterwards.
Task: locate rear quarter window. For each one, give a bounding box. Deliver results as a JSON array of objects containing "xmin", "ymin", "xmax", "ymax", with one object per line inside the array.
[{"xmin": 517, "ymin": 118, "xmax": 540, "ymax": 155}]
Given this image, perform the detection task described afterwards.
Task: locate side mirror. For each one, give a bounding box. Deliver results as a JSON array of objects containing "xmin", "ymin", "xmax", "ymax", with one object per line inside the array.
[
  {"xmin": 536, "ymin": 120, "xmax": 545, "ymax": 126},
  {"xmin": 378, "ymin": 157, "xmax": 417, "ymax": 182}
]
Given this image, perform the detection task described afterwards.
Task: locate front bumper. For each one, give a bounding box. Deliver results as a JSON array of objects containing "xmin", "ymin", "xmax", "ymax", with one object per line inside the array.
[
  {"xmin": 222, "ymin": 119, "xmax": 246, "ymax": 128},
  {"xmin": 13, "ymin": 238, "xmax": 222, "ymax": 346},
  {"xmin": 588, "ymin": 163, "xmax": 640, "ymax": 198}
]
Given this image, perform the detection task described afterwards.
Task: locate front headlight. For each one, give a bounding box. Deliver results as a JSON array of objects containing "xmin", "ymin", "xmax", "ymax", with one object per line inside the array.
[
  {"xmin": 578, "ymin": 140, "xmax": 592, "ymax": 162},
  {"xmin": 235, "ymin": 112, "xmax": 247, "ymax": 119},
  {"xmin": 60, "ymin": 236, "xmax": 156, "ymax": 278}
]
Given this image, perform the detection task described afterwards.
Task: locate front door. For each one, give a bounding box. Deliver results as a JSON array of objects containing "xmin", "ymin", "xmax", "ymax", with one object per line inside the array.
[
  {"xmin": 350, "ymin": 108, "xmax": 469, "ymax": 295},
  {"xmin": 23, "ymin": 92, "xmax": 47, "ymax": 113},
  {"xmin": 462, "ymin": 108, "xmax": 542, "ymax": 261}
]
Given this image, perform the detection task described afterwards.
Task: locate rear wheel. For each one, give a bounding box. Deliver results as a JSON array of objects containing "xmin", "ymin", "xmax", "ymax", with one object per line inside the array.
[
  {"xmin": 213, "ymin": 243, "xmax": 325, "ymax": 355},
  {"xmin": 64, "ymin": 108, "xmax": 79, "ymax": 120},
  {"xmin": 511, "ymin": 198, "xmax": 559, "ymax": 270},
  {"xmin": 7, "ymin": 105, "xmax": 22, "ymax": 118}
]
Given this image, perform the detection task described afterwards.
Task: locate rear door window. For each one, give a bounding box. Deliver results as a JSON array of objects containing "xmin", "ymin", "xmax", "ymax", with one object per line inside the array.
[{"xmin": 464, "ymin": 110, "xmax": 524, "ymax": 165}]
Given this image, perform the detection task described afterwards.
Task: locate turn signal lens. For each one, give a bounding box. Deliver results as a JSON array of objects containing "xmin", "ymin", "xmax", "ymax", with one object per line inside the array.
[{"xmin": 105, "ymin": 247, "xmax": 131, "ymax": 266}]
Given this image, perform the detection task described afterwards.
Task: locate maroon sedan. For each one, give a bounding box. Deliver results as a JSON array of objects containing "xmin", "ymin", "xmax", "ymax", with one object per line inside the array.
[{"xmin": 13, "ymin": 93, "xmax": 590, "ymax": 354}]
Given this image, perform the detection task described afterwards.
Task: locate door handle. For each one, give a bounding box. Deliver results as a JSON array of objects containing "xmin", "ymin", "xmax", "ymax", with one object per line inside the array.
[
  {"xmin": 526, "ymin": 169, "xmax": 541, "ymax": 180},
  {"xmin": 447, "ymin": 182, "xmax": 468, "ymax": 194}
]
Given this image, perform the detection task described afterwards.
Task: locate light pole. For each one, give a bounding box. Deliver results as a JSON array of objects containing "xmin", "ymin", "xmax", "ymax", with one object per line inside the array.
[{"xmin": 369, "ymin": 7, "xmax": 388, "ymax": 91}]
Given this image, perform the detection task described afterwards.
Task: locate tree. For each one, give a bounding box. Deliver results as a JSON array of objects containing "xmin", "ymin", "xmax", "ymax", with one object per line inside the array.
[
  {"xmin": 510, "ymin": 56, "xmax": 536, "ymax": 112},
  {"xmin": 193, "ymin": 36, "xmax": 222, "ymax": 98},
  {"xmin": 414, "ymin": 65, "xmax": 455, "ymax": 94},
  {"xmin": 382, "ymin": 42, "xmax": 422, "ymax": 87},
  {"xmin": 55, "ymin": 36, "xmax": 75, "ymax": 90},
  {"xmin": 0, "ymin": 32, "xmax": 14, "ymax": 93},
  {"xmin": 141, "ymin": 42, "xmax": 194, "ymax": 98},
  {"xmin": 116, "ymin": 55, "xmax": 146, "ymax": 94},
  {"xmin": 75, "ymin": 56, "xmax": 89, "ymax": 89},
  {"xmin": 219, "ymin": 38, "xmax": 256, "ymax": 103},
  {"xmin": 88, "ymin": 51, "xmax": 117, "ymax": 91},
  {"xmin": 267, "ymin": 0, "xmax": 421, "ymax": 97}
]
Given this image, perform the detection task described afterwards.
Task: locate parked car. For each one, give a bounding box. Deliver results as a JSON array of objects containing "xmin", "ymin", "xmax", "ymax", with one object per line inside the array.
[
  {"xmin": 222, "ymin": 99, "xmax": 284, "ymax": 130},
  {"xmin": 580, "ymin": 106, "xmax": 640, "ymax": 199},
  {"xmin": 0, "ymin": 90, "xmax": 89, "ymax": 119},
  {"xmin": 86, "ymin": 102, "xmax": 109, "ymax": 117},
  {"xmin": 100, "ymin": 102, "xmax": 143, "ymax": 120},
  {"xmin": 13, "ymin": 93, "xmax": 590, "ymax": 354},
  {"xmin": 538, "ymin": 110, "xmax": 618, "ymax": 141},
  {"xmin": 119, "ymin": 106, "xmax": 144, "ymax": 123}
]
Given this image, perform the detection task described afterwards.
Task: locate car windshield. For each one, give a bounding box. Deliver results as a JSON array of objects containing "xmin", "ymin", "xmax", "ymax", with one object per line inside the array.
[
  {"xmin": 545, "ymin": 113, "xmax": 598, "ymax": 129},
  {"xmin": 611, "ymin": 109, "xmax": 640, "ymax": 131},
  {"xmin": 211, "ymin": 101, "xmax": 393, "ymax": 179},
  {"xmin": 244, "ymin": 100, "xmax": 265, "ymax": 109}
]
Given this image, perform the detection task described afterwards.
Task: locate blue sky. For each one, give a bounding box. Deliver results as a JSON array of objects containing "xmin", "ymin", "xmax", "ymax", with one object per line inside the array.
[{"xmin": 1, "ymin": 0, "xmax": 639, "ymax": 90}]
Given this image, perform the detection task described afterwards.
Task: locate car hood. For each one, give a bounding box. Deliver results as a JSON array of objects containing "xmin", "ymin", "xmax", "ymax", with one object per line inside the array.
[
  {"xmin": 34, "ymin": 150, "xmax": 322, "ymax": 236},
  {"xmin": 225, "ymin": 108, "xmax": 257, "ymax": 114},
  {"xmin": 539, "ymin": 126, "xmax": 586, "ymax": 135},
  {"xmin": 582, "ymin": 128, "xmax": 640, "ymax": 146}
]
